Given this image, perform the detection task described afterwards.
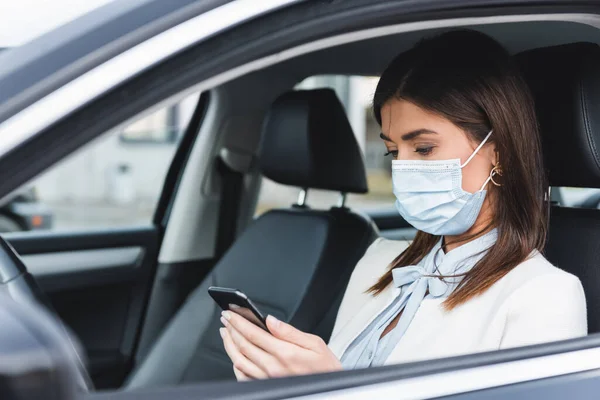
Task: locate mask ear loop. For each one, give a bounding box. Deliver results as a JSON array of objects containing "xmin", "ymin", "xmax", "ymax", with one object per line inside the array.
[
  {"xmin": 479, "ymin": 165, "xmax": 502, "ymax": 191},
  {"xmin": 460, "ymin": 130, "xmax": 493, "ymax": 168}
]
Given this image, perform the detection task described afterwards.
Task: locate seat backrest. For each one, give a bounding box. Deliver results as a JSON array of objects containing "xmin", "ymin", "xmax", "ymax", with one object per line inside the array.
[
  {"xmin": 545, "ymin": 207, "xmax": 600, "ymax": 333},
  {"xmin": 517, "ymin": 43, "xmax": 600, "ymax": 333},
  {"xmin": 126, "ymin": 89, "xmax": 377, "ymax": 387}
]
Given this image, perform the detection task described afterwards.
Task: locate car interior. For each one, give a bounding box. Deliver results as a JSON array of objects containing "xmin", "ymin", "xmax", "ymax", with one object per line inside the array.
[
  {"xmin": 6, "ymin": 12, "xmax": 600, "ymax": 394},
  {"xmin": 125, "ymin": 88, "xmax": 378, "ymax": 386}
]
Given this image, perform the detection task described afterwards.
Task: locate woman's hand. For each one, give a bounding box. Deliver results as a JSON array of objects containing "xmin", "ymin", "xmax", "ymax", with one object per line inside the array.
[{"xmin": 219, "ymin": 311, "xmax": 342, "ymax": 380}]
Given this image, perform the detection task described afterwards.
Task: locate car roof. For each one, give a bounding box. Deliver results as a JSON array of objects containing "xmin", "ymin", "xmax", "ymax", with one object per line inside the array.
[{"xmin": 267, "ymin": 19, "xmax": 600, "ymax": 79}]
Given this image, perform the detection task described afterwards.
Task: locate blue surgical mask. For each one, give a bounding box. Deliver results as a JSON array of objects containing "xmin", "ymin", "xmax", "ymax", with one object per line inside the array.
[{"xmin": 391, "ymin": 131, "xmax": 494, "ymax": 236}]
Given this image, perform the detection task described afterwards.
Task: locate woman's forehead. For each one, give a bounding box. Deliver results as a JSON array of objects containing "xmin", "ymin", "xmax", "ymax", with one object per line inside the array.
[{"xmin": 380, "ymin": 100, "xmax": 458, "ymax": 140}]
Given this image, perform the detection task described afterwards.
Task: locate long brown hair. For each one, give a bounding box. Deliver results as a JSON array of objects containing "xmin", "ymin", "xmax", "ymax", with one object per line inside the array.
[{"xmin": 369, "ymin": 30, "xmax": 548, "ymax": 309}]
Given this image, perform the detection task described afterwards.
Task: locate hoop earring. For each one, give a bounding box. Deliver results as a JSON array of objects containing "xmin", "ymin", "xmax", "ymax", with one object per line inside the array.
[{"xmin": 490, "ymin": 164, "xmax": 503, "ymax": 187}]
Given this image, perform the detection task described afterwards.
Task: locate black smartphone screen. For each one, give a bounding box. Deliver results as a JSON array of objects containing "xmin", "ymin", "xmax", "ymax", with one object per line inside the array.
[{"xmin": 208, "ymin": 286, "xmax": 269, "ymax": 332}]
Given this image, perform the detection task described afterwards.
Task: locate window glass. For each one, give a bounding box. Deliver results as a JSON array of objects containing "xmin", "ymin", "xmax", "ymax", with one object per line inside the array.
[
  {"xmin": 256, "ymin": 75, "xmax": 395, "ymax": 215},
  {"xmin": 120, "ymin": 106, "xmax": 180, "ymax": 143},
  {"xmin": 556, "ymin": 187, "xmax": 600, "ymax": 208},
  {"xmin": 0, "ymin": 93, "xmax": 199, "ymax": 233}
]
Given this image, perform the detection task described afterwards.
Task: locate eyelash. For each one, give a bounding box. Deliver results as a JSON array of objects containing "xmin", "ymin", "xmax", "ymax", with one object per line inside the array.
[
  {"xmin": 415, "ymin": 146, "xmax": 434, "ymax": 155},
  {"xmin": 384, "ymin": 147, "xmax": 434, "ymax": 157}
]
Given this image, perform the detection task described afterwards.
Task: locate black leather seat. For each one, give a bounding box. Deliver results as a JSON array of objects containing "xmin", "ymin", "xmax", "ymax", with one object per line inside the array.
[
  {"xmin": 126, "ymin": 89, "xmax": 378, "ymax": 387},
  {"xmin": 517, "ymin": 43, "xmax": 600, "ymax": 334}
]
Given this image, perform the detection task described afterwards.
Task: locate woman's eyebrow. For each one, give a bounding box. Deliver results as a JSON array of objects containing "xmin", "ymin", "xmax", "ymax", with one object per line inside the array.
[
  {"xmin": 401, "ymin": 129, "xmax": 438, "ymax": 141},
  {"xmin": 380, "ymin": 129, "xmax": 438, "ymax": 142},
  {"xmin": 379, "ymin": 132, "xmax": 393, "ymax": 142}
]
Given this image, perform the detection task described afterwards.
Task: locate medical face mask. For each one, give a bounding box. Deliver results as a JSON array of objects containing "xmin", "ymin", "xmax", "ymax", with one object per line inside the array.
[{"xmin": 391, "ymin": 131, "xmax": 495, "ymax": 236}]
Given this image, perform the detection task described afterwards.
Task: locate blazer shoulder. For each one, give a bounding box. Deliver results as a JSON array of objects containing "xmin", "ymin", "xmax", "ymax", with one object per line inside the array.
[
  {"xmin": 498, "ymin": 251, "xmax": 587, "ymax": 346},
  {"xmin": 503, "ymin": 251, "xmax": 580, "ymax": 285},
  {"xmin": 496, "ymin": 251, "xmax": 584, "ymax": 302}
]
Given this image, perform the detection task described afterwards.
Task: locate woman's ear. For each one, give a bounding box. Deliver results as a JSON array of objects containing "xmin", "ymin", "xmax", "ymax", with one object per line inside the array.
[
  {"xmin": 492, "ymin": 146, "xmax": 499, "ymax": 167},
  {"xmin": 483, "ymin": 143, "xmax": 498, "ymax": 166}
]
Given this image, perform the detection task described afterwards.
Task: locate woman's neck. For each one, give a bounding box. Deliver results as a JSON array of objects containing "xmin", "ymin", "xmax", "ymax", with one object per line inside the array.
[{"xmin": 443, "ymin": 198, "xmax": 495, "ymax": 252}]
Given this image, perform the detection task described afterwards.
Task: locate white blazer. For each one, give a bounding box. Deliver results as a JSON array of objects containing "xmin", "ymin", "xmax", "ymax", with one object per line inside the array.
[{"xmin": 328, "ymin": 238, "xmax": 588, "ymax": 366}]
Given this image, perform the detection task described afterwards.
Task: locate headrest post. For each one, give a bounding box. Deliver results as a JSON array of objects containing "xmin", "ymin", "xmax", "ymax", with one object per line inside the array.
[
  {"xmin": 337, "ymin": 193, "xmax": 347, "ymax": 208},
  {"xmin": 297, "ymin": 189, "xmax": 308, "ymax": 207}
]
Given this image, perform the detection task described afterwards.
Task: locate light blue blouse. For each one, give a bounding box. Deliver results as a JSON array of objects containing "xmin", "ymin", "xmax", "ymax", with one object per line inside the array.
[{"xmin": 340, "ymin": 229, "xmax": 498, "ymax": 369}]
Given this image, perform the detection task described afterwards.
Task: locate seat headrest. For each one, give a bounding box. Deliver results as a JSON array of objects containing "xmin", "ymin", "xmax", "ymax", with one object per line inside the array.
[
  {"xmin": 259, "ymin": 89, "xmax": 368, "ymax": 194},
  {"xmin": 517, "ymin": 43, "xmax": 600, "ymax": 188}
]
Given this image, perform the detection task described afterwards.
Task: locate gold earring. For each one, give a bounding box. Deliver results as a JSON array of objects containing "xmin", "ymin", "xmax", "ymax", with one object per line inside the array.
[{"xmin": 490, "ymin": 164, "xmax": 503, "ymax": 187}]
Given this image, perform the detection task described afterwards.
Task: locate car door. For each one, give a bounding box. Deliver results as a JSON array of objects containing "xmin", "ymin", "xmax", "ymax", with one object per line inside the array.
[
  {"xmin": 8, "ymin": 227, "xmax": 159, "ymax": 389},
  {"xmin": 0, "ymin": 94, "xmax": 203, "ymax": 389},
  {"xmin": 0, "ymin": 0, "xmax": 246, "ymax": 390},
  {"xmin": 86, "ymin": 343, "xmax": 600, "ymax": 399}
]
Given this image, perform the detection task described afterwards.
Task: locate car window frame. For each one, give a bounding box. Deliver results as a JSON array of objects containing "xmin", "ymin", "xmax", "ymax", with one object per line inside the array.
[{"xmin": 85, "ymin": 336, "xmax": 600, "ymax": 399}]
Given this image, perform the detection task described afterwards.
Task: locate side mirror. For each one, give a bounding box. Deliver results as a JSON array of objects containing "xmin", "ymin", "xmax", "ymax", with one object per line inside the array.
[{"xmin": 0, "ymin": 292, "xmax": 84, "ymax": 400}]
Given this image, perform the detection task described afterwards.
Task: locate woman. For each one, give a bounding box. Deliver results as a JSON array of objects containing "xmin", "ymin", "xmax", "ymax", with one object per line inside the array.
[{"xmin": 219, "ymin": 30, "xmax": 587, "ymax": 380}]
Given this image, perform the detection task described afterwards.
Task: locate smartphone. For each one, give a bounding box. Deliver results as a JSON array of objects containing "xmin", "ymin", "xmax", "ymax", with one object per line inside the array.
[{"xmin": 208, "ymin": 286, "xmax": 270, "ymax": 332}]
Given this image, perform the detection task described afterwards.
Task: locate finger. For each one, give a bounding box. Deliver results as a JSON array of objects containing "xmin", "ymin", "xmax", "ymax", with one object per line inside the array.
[
  {"xmin": 226, "ymin": 323, "xmax": 286, "ymax": 377},
  {"xmin": 266, "ymin": 315, "xmax": 323, "ymax": 350},
  {"xmin": 222, "ymin": 328, "xmax": 267, "ymax": 379},
  {"xmin": 220, "ymin": 328, "xmax": 267, "ymax": 379},
  {"xmin": 233, "ymin": 366, "xmax": 250, "ymax": 382},
  {"xmin": 222, "ymin": 311, "xmax": 287, "ymax": 354}
]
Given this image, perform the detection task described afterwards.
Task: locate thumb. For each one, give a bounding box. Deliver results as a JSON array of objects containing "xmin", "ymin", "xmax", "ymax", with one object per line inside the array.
[{"xmin": 266, "ymin": 315, "xmax": 318, "ymax": 350}]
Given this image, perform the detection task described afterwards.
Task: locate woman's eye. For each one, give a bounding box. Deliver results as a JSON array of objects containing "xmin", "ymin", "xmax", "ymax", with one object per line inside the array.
[
  {"xmin": 415, "ymin": 146, "xmax": 434, "ymax": 155},
  {"xmin": 384, "ymin": 150, "xmax": 398, "ymax": 157}
]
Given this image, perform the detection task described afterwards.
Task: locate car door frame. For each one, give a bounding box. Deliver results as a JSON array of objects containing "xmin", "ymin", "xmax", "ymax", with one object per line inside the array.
[
  {"xmin": 85, "ymin": 335, "xmax": 600, "ymax": 399},
  {"xmin": 0, "ymin": 90, "xmax": 211, "ymax": 389}
]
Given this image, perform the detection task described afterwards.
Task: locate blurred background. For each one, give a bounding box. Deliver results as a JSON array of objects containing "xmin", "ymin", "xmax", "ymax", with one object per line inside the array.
[
  {"xmin": 0, "ymin": 1, "xmax": 397, "ymax": 232},
  {"xmin": 0, "ymin": 74, "xmax": 395, "ymax": 231}
]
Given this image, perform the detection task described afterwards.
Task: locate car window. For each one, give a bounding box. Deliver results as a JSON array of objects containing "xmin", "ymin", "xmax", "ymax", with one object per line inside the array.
[
  {"xmin": 555, "ymin": 187, "xmax": 600, "ymax": 208},
  {"xmin": 0, "ymin": 93, "xmax": 199, "ymax": 233},
  {"xmin": 255, "ymin": 75, "xmax": 395, "ymax": 215}
]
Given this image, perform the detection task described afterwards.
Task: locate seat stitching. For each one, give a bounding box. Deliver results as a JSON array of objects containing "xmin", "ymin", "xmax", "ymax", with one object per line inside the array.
[{"xmin": 580, "ymin": 72, "xmax": 600, "ymax": 174}]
